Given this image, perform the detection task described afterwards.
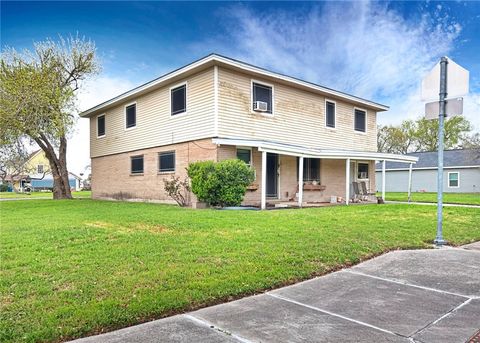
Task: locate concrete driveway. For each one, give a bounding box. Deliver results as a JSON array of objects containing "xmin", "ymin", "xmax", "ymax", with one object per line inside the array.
[{"xmin": 72, "ymin": 242, "xmax": 480, "ymax": 343}]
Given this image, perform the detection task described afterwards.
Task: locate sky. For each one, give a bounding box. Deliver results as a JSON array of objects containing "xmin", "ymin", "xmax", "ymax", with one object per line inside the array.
[{"xmin": 2, "ymin": 1, "xmax": 480, "ymax": 175}]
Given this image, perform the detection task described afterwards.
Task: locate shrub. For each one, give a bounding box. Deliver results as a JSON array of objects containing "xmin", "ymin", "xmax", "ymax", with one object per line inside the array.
[
  {"xmin": 163, "ymin": 176, "xmax": 191, "ymax": 207},
  {"xmin": 187, "ymin": 159, "xmax": 255, "ymax": 207},
  {"xmin": 0, "ymin": 183, "xmax": 8, "ymax": 192}
]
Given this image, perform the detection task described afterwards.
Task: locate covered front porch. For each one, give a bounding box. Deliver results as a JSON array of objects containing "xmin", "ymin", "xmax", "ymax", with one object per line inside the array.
[{"xmin": 213, "ymin": 138, "xmax": 418, "ymax": 209}]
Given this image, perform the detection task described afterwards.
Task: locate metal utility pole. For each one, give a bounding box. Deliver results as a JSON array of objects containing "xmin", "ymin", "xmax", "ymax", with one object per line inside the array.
[
  {"xmin": 422, "ymin": 56, "xmax": 468, "ymax": 248},
  {"xmin": 435, "ymin": 57, "xmax": 448, "ymax": 247}
]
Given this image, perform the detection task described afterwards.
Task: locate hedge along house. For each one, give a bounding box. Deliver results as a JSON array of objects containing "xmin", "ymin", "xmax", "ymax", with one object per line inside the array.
[
  {"xmin": 80, "ymin": 54, "xmax": 417, "ymax": 209},
  {"xmin": 375, "ymin": 149, "xmax": 480, "ymax": 194}
]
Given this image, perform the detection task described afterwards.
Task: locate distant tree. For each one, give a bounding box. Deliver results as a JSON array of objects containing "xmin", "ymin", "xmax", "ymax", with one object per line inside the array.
[
  {"xmin": 414, "ymin": 116, "xmax": 472, "ymax": 152},
  {"xmin": 378, "ymin": 116, "xmax": 474, "ymax": 153},
  {"xmin": 377, "ymin": 120, "xmax": 416, "ymax": 154},
  {"xmin": 459, "ymin": 132, "xmax": 480, "ymax": 149},
  {"xmin": 0, "ymin": 141, "xmax": 33, "ymax": 191},
  {"xmin": 0, "ymin": 36, "xmax": 99, "ymax": 199}
]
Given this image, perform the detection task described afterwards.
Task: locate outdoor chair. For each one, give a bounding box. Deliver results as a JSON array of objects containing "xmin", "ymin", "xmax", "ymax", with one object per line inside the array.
[
  {"xmin": 351, "ymin": 182, "xmax": 362, "ymax": 203},
  {"xmin": 360, "ymin": 181, "xmax": 375, "ymax": 201}
]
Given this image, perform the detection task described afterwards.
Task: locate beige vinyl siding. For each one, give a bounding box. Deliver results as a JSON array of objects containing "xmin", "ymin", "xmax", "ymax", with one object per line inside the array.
[
  {"xmin": 90, "ymin": 68, "xmax": 215, "ymax": 158},
  {"xmin": 217, "ymin": 67, "xmax": 377, "ymax": 152}
]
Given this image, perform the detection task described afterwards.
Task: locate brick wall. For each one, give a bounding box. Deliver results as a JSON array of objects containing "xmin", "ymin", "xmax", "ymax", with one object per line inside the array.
[
  {"xmin": 91, "ymin": 139, "xmax": 217, "ymax": 202},
  {"xmin": 92, "ymin": 140, "xmax": 376, "ymax": 206}
]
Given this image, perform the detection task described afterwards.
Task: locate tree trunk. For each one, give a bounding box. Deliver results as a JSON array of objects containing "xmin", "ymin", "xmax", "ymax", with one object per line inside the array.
[
  {"xmin": 34, "ymin": 135, "xmax": 72, "ymax": 200},
  {"xmin": 57, "ymin": 136, "xmax": 72, "ymax": 199}
]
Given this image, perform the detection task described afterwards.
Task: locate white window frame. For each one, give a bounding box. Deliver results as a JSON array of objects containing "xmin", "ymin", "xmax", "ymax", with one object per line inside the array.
[
  {"xmin": 325, "ymin": 99, "xmax": 336, "ymax": 130},
  {"xmin": 37, "ymin": 164, "xmax": 44, "ymax": 174},
  {"xmin": 447, "ymin": 171, "xmax": 460, "ymax": 188},
  {"xmin": 251, "ymin": 79, "xmax": 274, "ymax": 116},
  {"xmin": 236, "ymin": 146, "xmax": 256, "ymax": 180},
  {"xmin": 124, "ymin": 102, "xmax": 137, "ymax": 131},
  {"xmin": 236, "ymin": 146, "xmax": 253, "ymax": 166},
  {"xmin": 356, "ymin": 161, "xmax": 370, "ymax": 180},
  {"xmin": 97, "ymin": 113, "xmax": 106, "ymax": 138},
  {"xmin": 353, "ymin": 107, "xmax": 367, "ymax": 134},
  {"xmin": 170, "ymin": 81, "xmax": 188, "ymax": 118},
  {"xmin": 158, "ymin": 151, "xmax": 176, "ymax": 174}
]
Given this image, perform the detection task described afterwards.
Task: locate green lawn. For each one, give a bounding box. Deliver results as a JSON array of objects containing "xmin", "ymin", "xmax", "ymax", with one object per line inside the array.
[
  {"xmin": 380, "ymin": 192, "xmax": 480, "ymax": 205},
  {"xmin": 1, "ymin": 200, "xmax": 479, "ymax": 342},
  {"xmin": 0, "ymin": 191, "xmax": 91, "ymax": 199}
]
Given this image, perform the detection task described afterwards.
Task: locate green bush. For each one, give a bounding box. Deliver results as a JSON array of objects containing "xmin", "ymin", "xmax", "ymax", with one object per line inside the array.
[
  {"xmin": 187, "ymin": 159, "xmax": 255, "ymax": 207},
  {"xmin": 0, "ymin": 183, "xmax": 9, "ymax": 192}
]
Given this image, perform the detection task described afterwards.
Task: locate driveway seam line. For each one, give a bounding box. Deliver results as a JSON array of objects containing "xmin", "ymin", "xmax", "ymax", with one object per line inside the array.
[
  {"xmin": 183, "ymin": 314, "xmax": 254, "ymax": 343},
  {"xmin": 344, "ymin": 270, "xmax": 472, "ymax": 299},
  {"xmin": 410, "ymin": 298, "xmax": 472, "ymax": 338},
  {"xmin": 266, "ymin": 293, "xmax": 408, "ymax": 339}
]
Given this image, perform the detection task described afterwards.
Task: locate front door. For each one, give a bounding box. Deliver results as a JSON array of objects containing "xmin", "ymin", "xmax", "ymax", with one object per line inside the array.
[{"xmin": 266, "ymin": 153, "xmax": 278, "ymax": 198}]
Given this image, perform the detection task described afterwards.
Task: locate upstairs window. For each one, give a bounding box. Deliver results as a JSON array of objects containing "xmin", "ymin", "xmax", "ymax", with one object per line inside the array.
[
  {"xmin": 326, "ymin": 101, "xmax": 336, "ymax": 128},
  {"xmin": 171, "ymin": 84, "xmax": 187, "ymax": 115},
  {"xmin": 37, "ymin": 164, "xmax": 44, "ymax": 174},
  {"xmin": 357, "ymin": 163, "xmax": 369, "ymax": 179},
  {"xmin": 97, "ymin": 114, "xmax": 105, "ymax": 137},
  {"xmin": 354, "ymin": 109, "xmax": 366, "ymax": 132},
  {"xmin": 297, "ymin": 158, "xmax": 320, "ymax": 182},
  {"xmin": 126, "ymin": 103, "xmax": 136, "ymax": 129},
  {"xmin": 159, "ymin": 151, "xmax": 175, "ymax": 172},
  {"xmin": 236, "ymin": 148, "xmax": 252, "ymax": 166},
  {"xmin": 448, "ymin": 172, "xmax": 459, "ymax": 188},
  {"xmin": 130, "ymin": 155, "xmax": 143, "ymax": 174},
  {"xmin": 252, "ymin": 82, "xmax": 273, "ymax": 114}
]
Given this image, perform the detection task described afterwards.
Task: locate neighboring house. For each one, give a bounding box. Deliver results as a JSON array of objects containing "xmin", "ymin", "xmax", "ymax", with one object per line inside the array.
[
  {"xmin": 375, "ymin": 149, "xmax": 480, "ymax": 193},
  {"xmin": 9, "ymin": 150, "xmax": 81, "ymax": 192},
  {"xmin": 80, "ymin": 54, "xmax": 416, "ymax": 208}
]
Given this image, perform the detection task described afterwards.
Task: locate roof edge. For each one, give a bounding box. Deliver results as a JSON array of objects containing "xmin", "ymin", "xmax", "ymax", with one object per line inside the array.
[{"xmin": 80, "ymin": 53, "xmax": 388, "ymax": 118}]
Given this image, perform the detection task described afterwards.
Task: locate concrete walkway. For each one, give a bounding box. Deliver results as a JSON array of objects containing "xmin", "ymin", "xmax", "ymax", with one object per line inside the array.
[{"xmin": 72, "ymin": 243, "xmax": 480, "ymax": 343}]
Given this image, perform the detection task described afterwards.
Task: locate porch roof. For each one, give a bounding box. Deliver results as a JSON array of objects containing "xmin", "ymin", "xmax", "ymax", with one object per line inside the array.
[{"xmin": 212, "ymin": 138, "xmax": 418, "ymax": 164}]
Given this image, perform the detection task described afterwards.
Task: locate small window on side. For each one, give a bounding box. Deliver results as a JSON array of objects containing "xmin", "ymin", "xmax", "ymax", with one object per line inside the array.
[
  {"xmin": 126, "ymin": 104, "xmax": 136, "ymax": 128},
  {"xmin": 326, "ymin": 101, "xmax": 336, "ymax": 128},
  {"xmin": 448, "ymin": 172, "xmax": 459, "ymax": 187},
  {"xmin": 357, "ymin": 163, "xmax": 369, "ymax": 179},
  {"xmin": 37, "ymin": 164, "xmax": 44, "ymax": 174},
  {"xmin": 97, "ymin": 115, "xmax": 105, "ymax": 137},
  {"xmin": 252, "ymin": 82, "xmax": 273, "ymax": 114},
  {"xmin": 354, "ymin": 109, "xmax": 366, "ymax": 132},
  {"xmin": 171, "ymin": 84, "xmax": 187, "ymax": 115},
  {"xmin": 130, "ymin": 155, "xmax": 143, "ymax": 174},
  {"xmin": 159, "ymin": 151, "xmax": 175, "ymax": 172},
  {"xmin": 236, "ymin": 148, "xmax": 252, "ymax": 166}
]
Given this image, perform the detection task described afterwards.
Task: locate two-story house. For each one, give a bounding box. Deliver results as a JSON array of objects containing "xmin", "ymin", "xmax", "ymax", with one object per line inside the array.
[{"xmin": 80, "ymin": 54, "xmax": 416, "ymax": 208}]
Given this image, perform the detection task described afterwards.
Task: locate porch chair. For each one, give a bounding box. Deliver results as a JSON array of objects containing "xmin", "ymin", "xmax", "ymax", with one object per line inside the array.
[
  {"xmin": 360, "ymin": 181, "xmax": 375, "ymax": 201},
  {"xmin": 351, "ymin": 182, "xmax": 363, "ymax": 203}
]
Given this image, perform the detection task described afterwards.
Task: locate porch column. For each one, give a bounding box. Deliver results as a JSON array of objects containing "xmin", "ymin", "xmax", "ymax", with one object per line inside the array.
[
  {"xmin": 261, "ymin": 150, "xmax": 267, "ymax": 210},
  {"xmin": 381, "ymin": 160, "xmax": 386, "ymax": 201},
  {"xmin": 298, "ymin": 156, "xmax": 304, "ymax": 207},
  {"xmin": 345, "ymin": 158, "xmax": 350, "ymax": 205},
  {"xmin": 407, "ymin": 162, "xmax": 413, "ymax": 203}
]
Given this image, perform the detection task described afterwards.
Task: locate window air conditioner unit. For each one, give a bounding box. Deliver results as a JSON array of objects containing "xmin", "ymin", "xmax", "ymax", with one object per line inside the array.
[
  {"xmin": 254, "ymin": 101, "xmax": 268, "ymax": 112},
  {"xmin": 360, "ymin": 172, "xmax": 368, "ymax": 179}
]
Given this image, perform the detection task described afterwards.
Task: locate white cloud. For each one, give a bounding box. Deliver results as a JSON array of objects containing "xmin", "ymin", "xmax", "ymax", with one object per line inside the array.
[
  {"xmin": 66, "ymin": 76, "xmax": 135, "ymax": 175},
  {"xmin": 207, "ymin": 1, "xmax": 479, "ymax": 129}
]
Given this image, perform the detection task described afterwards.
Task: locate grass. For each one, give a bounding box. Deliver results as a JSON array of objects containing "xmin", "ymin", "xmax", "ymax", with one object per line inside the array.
[
  {"xmin": 1, "ymin": 200, "xmax": 479, "ymax": 343},
  {"xmin": 0, "ymin": 191, "xmax": 91, "ymax": 199},
  {"xmin": 379, "ymin": 192, "xmax": 480, "ymax": 205}
]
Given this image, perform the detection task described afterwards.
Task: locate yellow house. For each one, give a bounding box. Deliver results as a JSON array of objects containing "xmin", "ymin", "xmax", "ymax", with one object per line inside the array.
[{"xmin": 11, "ymin": 150, "xmax": 81, "ymax": 192}]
